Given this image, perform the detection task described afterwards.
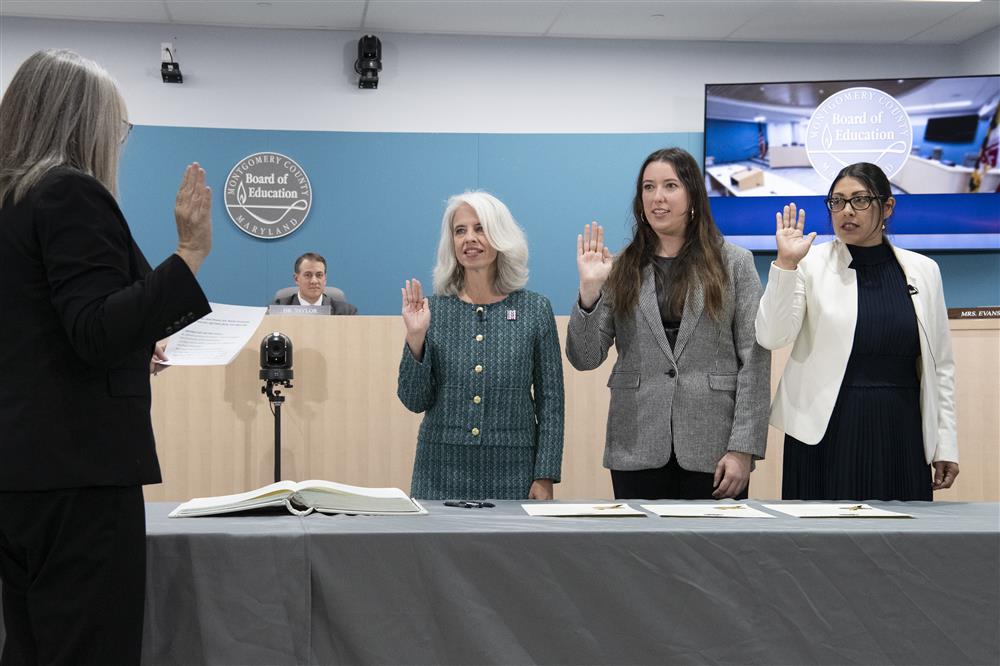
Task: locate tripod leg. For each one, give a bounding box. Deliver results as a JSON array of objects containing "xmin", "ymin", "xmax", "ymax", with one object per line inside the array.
[{"xmin": 274, "ymin": 402, "xmax": 281, "ymax": 482}]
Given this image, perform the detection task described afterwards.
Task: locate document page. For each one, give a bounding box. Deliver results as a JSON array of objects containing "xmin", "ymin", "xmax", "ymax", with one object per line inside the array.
[
  {"xmin": 159, "ymin": 303, "xmax": 267, "ymax": 366},
  {"xmin": 763, "ymin": 503, "xmax": 913, "ymax": 518},
  {"xmin": 522, "ymin": 503, "xmax": 646, "ymax": 517},
  {"xmin": 641, "ymin": 503, "xmax": 775, "ymax": 518}
]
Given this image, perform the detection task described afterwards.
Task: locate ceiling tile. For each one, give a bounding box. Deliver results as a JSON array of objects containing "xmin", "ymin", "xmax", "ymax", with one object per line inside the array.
[
  {"xmin": 549, "ymin": 1, "xmax": 765, "ymax": 40},
  {"xmin": 1, "ymin": 0, "xmax": 994, "ymax": 46},
  {"xmin": 166, "ymin": 0, "xmax": 365, "ymax": 30},
  {"xmin": 905, "ymin": 0, "xmax": 1000, "ymax": 44},
  {"xmin": 365, "ymin": 0, "xmax": 566, "ymax": 36},
  {"xmin": 727, "ymin": 1, "xmax": 970, "ymax": 44},
  {"xmin": 0, "ymin": 0, "xmax": 170, "ymax": 22}
]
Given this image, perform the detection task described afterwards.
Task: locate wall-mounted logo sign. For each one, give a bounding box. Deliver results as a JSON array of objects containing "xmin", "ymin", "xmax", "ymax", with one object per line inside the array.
[
  {"xmin": 806, "ymin": 87, "xmax": 912, "ymax": 181},
  {"xmin": 224, "ymin": 152, "xmax": 312, "ymax": 239}
]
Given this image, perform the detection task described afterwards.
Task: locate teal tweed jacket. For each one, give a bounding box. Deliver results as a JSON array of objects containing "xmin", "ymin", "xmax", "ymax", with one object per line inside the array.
[{"xmin": 397, "ymin": 290, "xmax": 565, "ymax": 498}]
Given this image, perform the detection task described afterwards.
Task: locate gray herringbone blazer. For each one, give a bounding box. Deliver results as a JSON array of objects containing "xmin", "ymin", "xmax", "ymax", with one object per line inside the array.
[{"xmin": 566, "ymin": 242, "xmax": 770, "ymax": 474}]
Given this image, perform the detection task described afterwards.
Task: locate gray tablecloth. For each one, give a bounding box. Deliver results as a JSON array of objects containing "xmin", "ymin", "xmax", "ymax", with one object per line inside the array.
[{"xmin": 2, "ymin": 501, "xmax": 998, "ymax": 665}]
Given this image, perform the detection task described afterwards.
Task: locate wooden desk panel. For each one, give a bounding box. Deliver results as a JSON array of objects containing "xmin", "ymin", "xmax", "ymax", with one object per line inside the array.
[{"xmin": 147, "ymin": 316, "xmax": 998, "ymax": 502}]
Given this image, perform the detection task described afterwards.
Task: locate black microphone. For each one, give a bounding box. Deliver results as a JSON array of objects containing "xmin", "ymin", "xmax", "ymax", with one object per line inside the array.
[
  {"xmin": 476, "ymin": 306, "xmax": 484, "ymax": 321},
  {"xmin": 907, "ymin": 284, "xmax": 919, "ymax": 296}
]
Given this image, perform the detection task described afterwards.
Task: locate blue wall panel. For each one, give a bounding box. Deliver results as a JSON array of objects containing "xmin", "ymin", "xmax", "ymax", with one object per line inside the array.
[
  {"xmin": 119, "ymin": 127, "xmax": 999, "ymax": 314},
  {"xmin": 705, "ymin": 119, "xmax": 760, "ymax": 164},
  {"xmin": 753, "ymin": 251, "xmax": 1000, "ymax": 308},
  {"xmin": 912, "ymin": 116, "xmax": 993, "ymax": 165},
  {"xmin": 122, "ymin": 127, "xmax": 479, "ymax": 315},
  {"xmin": 475, "ymin": 132, "xmax": 695, "ymax": 312}
]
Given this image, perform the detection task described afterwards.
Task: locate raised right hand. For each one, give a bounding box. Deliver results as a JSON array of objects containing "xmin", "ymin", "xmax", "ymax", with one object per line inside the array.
[
  {"xmin": 401, "ymin": 278, "xmax": 430, "ymax": 360},
  {"xmin": 174, "ymin": 163, "xmax": 213, "ymax": 275},
  {"xmin": 577, "ymin": 222, "xmax": 612, "ymax": 308},
  {"xmin": 774, "ymin": 203, "xmax": 815, "ymax": 270}
]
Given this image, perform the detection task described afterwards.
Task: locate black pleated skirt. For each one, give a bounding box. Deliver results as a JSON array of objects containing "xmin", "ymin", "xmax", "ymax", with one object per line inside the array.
[
  {"xmin": 782, "ymin": 370, "xmax": 930, "ymax": 501},
  {"xmin": 782, "ymin": 242, "xmax": 932, "ymax": 501}
]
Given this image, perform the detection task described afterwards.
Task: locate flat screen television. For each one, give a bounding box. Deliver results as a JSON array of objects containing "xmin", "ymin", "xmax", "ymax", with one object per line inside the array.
[
  {"xmin": 924, "ymin": 114, "xmax": 980, "ymax": 143},
  {"xmin": 704, "ymin": 75, "xmax": 1000, "ymax": 250}
]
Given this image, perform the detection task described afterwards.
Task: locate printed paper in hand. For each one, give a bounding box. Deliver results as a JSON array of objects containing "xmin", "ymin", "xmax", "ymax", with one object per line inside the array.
[
  {"xmin": 158, "ymin": 303, "xmax": 267, "ymax": 366},
  {"xmin": 763, "ymin": 503, "xmax": 913, "ymax": 518},
  {"xmin": 521, "ymin": 503, "xmax": 646, "ymax": 517},
  {"xmin": 641, "ymin": 503, "xmax": 775, "ymax": 518}
]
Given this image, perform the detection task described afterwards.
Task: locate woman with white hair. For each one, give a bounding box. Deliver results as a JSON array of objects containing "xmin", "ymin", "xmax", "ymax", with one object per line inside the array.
[
  {"xmin": 0, "ymin": 50, "xmax": 212, "ymax": 663},
  {"xmin": 397, "ymin": 192, "xmax": 564, "ymax": 500}
]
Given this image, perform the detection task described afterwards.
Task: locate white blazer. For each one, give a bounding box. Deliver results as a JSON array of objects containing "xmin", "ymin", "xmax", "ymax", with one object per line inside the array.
[{"xmin": 755, "ymin": 239, "xmax": 957, "ymax": 464}]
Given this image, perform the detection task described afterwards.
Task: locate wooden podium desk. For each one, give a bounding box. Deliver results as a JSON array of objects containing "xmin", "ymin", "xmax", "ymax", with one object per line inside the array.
[{"xmin": 147, "ymin": 316, "xmax": 999, "ymax": 503}]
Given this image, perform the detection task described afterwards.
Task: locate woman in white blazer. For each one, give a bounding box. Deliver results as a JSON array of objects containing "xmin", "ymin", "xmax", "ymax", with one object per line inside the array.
[{"xmin": 756, "ymin": 162, "xmax": 958, "ymax": 501}]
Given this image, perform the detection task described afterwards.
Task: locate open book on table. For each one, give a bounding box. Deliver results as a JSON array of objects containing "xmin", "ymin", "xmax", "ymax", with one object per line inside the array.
[{"xmin": 168, "ymin": 480, "xmax": 426, "ymax": 517}]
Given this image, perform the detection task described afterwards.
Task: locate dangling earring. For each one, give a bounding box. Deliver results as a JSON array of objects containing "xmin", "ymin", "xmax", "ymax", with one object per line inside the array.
[
  {"xmin": 881, "ymin": 224, "xmax": 886, "ymax": 231},
  {"xmin": 640, "ymin": 212, "xmax": 647, "ymax": 223},
  {"xmin": 689, "ymin": 208, "xmax": 695, "ymax": 221}
]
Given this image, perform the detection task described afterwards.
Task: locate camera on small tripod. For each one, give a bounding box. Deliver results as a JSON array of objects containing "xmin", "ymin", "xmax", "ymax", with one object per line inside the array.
[
  {"xmin": 260, "ymin": 332, "xmax": 293, "ymax": 481},
  {"xmin": 259, "ymin": 332, "xmax": 293, "ymax": 385}
]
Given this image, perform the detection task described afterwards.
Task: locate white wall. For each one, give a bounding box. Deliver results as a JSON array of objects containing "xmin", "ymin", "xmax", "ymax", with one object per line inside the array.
[{"xmin": 1, "ymin": 16, "xmax": 979, "ymax": 134}]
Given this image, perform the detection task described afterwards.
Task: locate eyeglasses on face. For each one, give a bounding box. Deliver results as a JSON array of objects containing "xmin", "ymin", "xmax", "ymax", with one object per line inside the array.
[
  {"xmin": 120, "ymin": 120, "xmax": 134, "ymax": 144},
  {"xmin": 825, "ymin": 195, "xmax": 883, "ymax": 212}
]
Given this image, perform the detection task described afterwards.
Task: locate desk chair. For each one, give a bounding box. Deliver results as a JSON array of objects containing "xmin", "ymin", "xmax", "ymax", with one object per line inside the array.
[{"xmin": 272, "ymin": 286, "xmax": 348, "ymax": 304}]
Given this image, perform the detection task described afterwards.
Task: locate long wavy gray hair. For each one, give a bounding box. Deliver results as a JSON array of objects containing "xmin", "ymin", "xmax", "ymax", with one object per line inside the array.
[{"xmin": 0, "ymin": 49, "xmax": 125, "ymax": 205}]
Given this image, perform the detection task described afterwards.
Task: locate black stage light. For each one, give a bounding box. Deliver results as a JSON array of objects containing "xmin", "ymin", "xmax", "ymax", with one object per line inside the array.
[
  {"xmin": 355, "ymin": 34, "xmax": 382, "ymax": 89},
  {"xmin": 161, "ymin": 62, "xmax": 183, "ymax": 83},
  {"xmin": 161, "ymin": 47, "xmax": 183, "ymax": 84}
]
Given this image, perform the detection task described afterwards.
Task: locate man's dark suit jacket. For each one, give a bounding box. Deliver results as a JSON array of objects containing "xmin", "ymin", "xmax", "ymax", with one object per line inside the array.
[
  {"xmin": 273, "ymin": 292, "xmax": 358, "ymax": 315},
  {"xmin": 0, "ymin": 168, "xmax": 210, "ymax": 491}
]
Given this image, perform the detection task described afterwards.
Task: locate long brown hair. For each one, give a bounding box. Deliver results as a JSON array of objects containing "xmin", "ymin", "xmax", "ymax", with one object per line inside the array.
[{"xmin": 606, "ymin": 147, "xmax": 727, "ymax": 320}]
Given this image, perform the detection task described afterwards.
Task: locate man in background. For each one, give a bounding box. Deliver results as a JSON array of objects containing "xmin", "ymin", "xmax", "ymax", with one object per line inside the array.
[{"xmin": 274, "ymin": 252, "xmax": 358, "ymax": 314}]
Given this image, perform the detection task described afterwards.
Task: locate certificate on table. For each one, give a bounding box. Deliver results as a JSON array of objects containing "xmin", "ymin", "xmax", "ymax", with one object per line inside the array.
[
  {"xmin": 763, "ymin": 503, "xmax": 913, "ymax": 519},
  {"xmin": 522, "ymin": 503, "xmax": 646, "ymax": 517},
  {"xmin": 641, "ymin": 503, "xmax": 774, "ymax": 518},
  {"xmin": 159, "ymin": 303, "xmax": 267, "ymax": 366}
]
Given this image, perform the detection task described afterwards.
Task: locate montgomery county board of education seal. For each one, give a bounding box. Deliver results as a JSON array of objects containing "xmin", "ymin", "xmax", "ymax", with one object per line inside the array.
[
  {"xmin": 224, "ymin": 152, "xmax": 312, "ymax": 239},
  {"xmin": 806, "ymin": 87, "xmax": 912, "ymax": 181}
]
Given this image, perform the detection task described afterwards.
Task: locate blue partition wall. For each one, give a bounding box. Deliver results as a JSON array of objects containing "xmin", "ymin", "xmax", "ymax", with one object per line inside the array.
[
  {"xmin": 704, "ymin": 119, "xmax": 761, "ymax": 164},
  {"xmin": 120, "ymin": 127, "xmax": 1000, "ymax": 314}
]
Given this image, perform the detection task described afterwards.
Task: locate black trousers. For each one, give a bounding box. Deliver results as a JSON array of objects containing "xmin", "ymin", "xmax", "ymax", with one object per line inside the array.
[
  {"xmin": 611, "ymin": 453, "xmax": 749, "ymax": 500},
  {"xmin": 0, "ymin": 486, "xmax": 145, "ymax": 666}
]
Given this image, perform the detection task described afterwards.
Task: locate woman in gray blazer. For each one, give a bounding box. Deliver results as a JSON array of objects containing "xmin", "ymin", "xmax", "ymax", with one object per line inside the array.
[{"xmin": 566, "ymin": 148, "xmax": 770, "ymax": 500}]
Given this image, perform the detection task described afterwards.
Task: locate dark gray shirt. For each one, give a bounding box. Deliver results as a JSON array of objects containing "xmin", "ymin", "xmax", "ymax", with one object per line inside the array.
[{"xmin": 652, "ymin": 255, "xmax": 682, "ymax": 350}]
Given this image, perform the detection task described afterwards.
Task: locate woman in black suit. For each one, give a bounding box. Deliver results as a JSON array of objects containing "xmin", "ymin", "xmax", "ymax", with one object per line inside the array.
[{"xmin": 0, "ymin": 50, "xmax": 213, "ymax": 665}]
